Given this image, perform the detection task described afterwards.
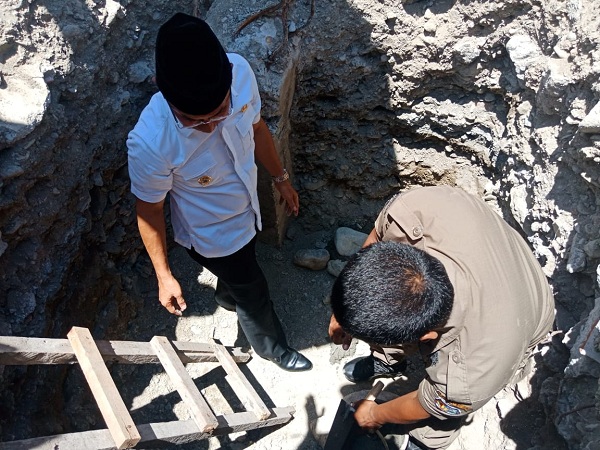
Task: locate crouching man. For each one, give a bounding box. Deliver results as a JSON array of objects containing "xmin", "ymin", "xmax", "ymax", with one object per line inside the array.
[{"xmin": 328, "ymin": 186, "xmax": 555, "ymax": 450}]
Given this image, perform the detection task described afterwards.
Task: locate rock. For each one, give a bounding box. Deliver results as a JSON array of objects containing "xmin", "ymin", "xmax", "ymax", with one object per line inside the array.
[
  {"xmin": 453, "ymin": 37, "xmax": 486, "ymax": 64},
  {"xmin": 584, "ymin": 239, "xmax": 600, "ymax": 258},
  {"xmin": 0, "ymin": 233, "xmax": 7, "ymax": 257},
  {"xmin": 127, "ymin": 61, "xmax": 153, "ymax": 83},
  {"xmin": 303, "ymin": 179, "xmax": 327, "ymax": 191},
  {"xmin": 538, "ymin": 58, "xmax": 574, "ymax": 115},
  {"xmin": 505, "ymin": 34, "xmax": 543, "ymax": 80},
  {"xmin": 0, "ymin": 65, "xmax": 50, "ymax": 145},
  {"xmin": 335, "ymin": 227, "xmax": 368, "ymax": 256},
  {"xmin": 553, "ymin": 43, "xmax": 570, "ymax": 59},
  {"xmin": 567, "ymin": 234, "xmax": 587, "ymax": 273},
  {"xmin": 564, "ymin": 299, "xmax": 600, "ymax": 377},
  {"xmin": 0, "ymin": 163, "xmax": 24, "ymax": 180},
  {"xmin": 509, "ymin": 184, "xmax": 529, "ymax": 229},
  {"xmin": 327, "ymin": 259, "xmax": 347, "ymax": 277},
  {"xmin": 103, "ymin": 0, "xmax": 124, "ymax": 26},
  {"xmin": 293, "ymin": 248, "xmax": 330, "ymax": 270},
  {"xmin": 7, "ymin": 290, "xmax": 36, "ymax": 329},
  {"xmin": 505, "ymin": 34, "xmax": 547, "ymax": 90},
  {"xmin": 579, "ymin": 102, "xmax": 600, "ymax": 133},
  {"xmin": 285, "ymin": 224, "xmax": 300, "ymax": 240}
]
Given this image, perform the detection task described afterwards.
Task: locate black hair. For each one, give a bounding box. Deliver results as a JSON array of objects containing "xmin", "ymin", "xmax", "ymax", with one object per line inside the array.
[{"xmin": 330, "ymin": 241, "xmax": 454, "ymax": 345}]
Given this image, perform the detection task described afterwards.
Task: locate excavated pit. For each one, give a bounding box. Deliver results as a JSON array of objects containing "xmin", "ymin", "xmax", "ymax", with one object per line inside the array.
[{"xmin": 1, "ymin": 0, "xmax": 600, "ymax": 449}]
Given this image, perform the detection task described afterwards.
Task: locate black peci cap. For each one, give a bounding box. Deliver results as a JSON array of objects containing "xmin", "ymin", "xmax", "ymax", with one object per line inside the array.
[{"xmin": 155, "ymin": 13, "xmax": 232, "ymax": 115}]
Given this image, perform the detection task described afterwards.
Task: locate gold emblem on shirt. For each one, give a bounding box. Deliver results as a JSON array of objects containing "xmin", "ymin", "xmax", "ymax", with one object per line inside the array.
[
  {"xmin": 241, "ymin": 104, "xmax": 248, "ymax": 113},
  {"xmin": 197, "ymin": 175, "xmax": 212, "ymax": 186}
]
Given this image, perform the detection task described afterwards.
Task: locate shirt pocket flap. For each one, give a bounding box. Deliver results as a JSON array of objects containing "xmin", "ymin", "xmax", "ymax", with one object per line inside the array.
[
  {"xmin": 177, "ymin": 152, "xmax": 218, "ymax": 182},
  {"xmin": 380, "ymin": 197, "xmax": 425, "ymax": 249},
  {"xmin": 235, "ymin": 104, "xmax": 256, "ymax": 137}
]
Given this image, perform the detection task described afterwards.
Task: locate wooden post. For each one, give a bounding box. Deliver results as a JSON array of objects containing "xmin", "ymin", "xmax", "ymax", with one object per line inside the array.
[{"xmin": 67, "ymin": 327, "xmax": 141, "ymax": 449}]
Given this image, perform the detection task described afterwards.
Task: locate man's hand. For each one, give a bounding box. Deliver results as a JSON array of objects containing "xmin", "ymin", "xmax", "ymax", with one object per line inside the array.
[
  {"xmin": 136, "ymin": 198, "xmax": 187, "ymax": 316},
  {"xmin": 328, "ymin": 314, "xmax": 352, "ymax": 350},
  {"xmin": 354, "ymin": 399, "xmax": 384, "ymax": 431},
  {"xmin": 274, "ymin": 180, "xmax": 299, "ymax": 216},
  {"xmin": 157, "ymin": 274, "xmax": 187, "ymax": 316}
]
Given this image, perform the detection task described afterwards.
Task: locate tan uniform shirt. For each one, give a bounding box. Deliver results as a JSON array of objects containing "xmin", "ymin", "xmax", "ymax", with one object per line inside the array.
[{"xmin": 375, "ymin": 186, "xmax": 555, "ymax": 420}]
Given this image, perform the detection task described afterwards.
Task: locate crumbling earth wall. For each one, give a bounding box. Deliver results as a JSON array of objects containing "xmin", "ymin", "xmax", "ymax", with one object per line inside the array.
[{"xmin": 1, "ymin": 0, "xmax": 600, "ymax": 448}]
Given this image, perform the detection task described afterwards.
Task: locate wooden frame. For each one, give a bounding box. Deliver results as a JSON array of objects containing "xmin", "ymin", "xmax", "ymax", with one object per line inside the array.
[{"xmin": 0, "ymin": 327, "xmax": 294, "ymax": 449}]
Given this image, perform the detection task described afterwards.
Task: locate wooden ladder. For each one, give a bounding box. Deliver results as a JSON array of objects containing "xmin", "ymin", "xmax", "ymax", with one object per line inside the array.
[{"xmin": 0, "ymin": 326, "xmax": 295, "ymax": 449}]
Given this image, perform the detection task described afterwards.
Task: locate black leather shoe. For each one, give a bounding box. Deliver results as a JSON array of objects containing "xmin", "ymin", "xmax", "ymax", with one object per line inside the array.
[
  {"xmin": 343, "ymin": 354, "xmax": 407, "ymax": 382},
  {"xmin": 270, "ymin": 348, "xmax": 313, "ymax": 372}
]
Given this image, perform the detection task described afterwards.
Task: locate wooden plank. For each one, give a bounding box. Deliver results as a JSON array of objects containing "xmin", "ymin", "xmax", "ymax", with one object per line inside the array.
[
  {"xmin": 0, "ymin": 407, "xmax": 295, "ymax": 450},
  {"xmin": 150, "ymin": 336, "xmax": 218, "ymax": 433},
  {"xmin": 67, "ymin": 327, "xmax": 141, "ymax": 449},
  {"xmin": 211, "ymin": 339, "xmax": 271, "ymax": 420},
  {"xmin": 0, "ymin": 336, "xmax": 250, "ymax": 365}
]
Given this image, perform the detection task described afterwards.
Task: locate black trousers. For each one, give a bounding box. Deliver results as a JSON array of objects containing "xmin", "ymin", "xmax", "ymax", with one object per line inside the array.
[{"xmin": 186, "ymin": 236, "xmax": 288, "ymax": 359}]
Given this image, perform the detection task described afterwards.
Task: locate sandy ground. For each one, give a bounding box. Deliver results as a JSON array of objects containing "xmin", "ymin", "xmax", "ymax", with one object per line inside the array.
[{"xmin": 110, "ymin": 227, "xmax": 565, "ymax": 450}]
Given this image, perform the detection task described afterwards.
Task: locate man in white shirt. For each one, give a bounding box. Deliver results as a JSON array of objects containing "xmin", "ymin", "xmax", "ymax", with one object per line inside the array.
[{"xmin": 127, "ymin": 13, "xmax": 312, "ymax": 371}]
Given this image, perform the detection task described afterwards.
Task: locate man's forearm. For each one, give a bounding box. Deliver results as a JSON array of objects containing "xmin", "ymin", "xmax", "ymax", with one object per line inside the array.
[
  {"xmin": 252, "ymin": 118, "xmax": 285, "ymax": 177},
  {"xmin": 136, "ymin": 198, "xmax": 171, "ymax": 280},
  {"xmin": 135, "ymin": 197, "xmax": 187, "ymax": 315},
  {"xmin": 372, "ymin": 390, "xmax": 431, "ymax": 425}
]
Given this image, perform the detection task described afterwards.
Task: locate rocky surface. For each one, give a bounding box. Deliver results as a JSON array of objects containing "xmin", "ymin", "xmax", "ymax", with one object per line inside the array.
[{"xmin": 2, "ymin": 0, "xmax": 600, "ymax": 449}]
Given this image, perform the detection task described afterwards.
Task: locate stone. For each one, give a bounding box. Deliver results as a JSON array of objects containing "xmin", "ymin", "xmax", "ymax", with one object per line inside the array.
[
  {"xmin": 509, "ymin": 184, "xmax": 529, "ymax": 229},
  {"xmin": 0, "ymin": 64, "xmax": 50, "ymax": 145},
  {"xmin": 103, "ymin": 0, "xmax": 124, "ymax": 26},
  {"xmin": 327, "ymin": 259, "xmax": 347, "ymax": 277},
  {"xmin": 0, "ymin": 233, "xmax": 7, "ymax": 257},
  {"xmin": 580, "ymin": 102, "xmax": 600, "ymax": 133},
  {"xmin": 584, "ymin": 239, "xmax": 600, "ymax": 258},
  {"xmin": 505, "ymin": 34, "xmax": 545, "ymax": 88},
  {"xmin": 127, "ymin": 61, "xmax": 153, "ymax": 83},
  {"xmin": 453, "ymin": 37, "xmax": 486, "ymax": 64},
  {"xmin": 567, "ymin": 234, "xmax": 588, "ymax": 273},
  {"xmin": 538, "ymin": 58, "xmax": 574, "ymax": 114},
  {"xmin": 335, "ymin": 227, "xmax": 368, "ymax": 256},
  {"xmin": 293, "ymin": 248, "xmax": 330, "ymax": 270},
  {"xmin": 7, "ymin": 290, "xmax": 36, "ymax": 327}
]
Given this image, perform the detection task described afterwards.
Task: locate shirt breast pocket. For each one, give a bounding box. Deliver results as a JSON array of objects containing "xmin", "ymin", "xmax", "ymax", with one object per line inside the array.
[
  {"xmin": 235, "ymin": 106, "xmax": 255, "ymax": 151},
  {"xmin": 446, "ymin": 348, "xmax": 471, "ymax": 405},
  {"xmin": 176, "ymin": 152, "xmax": 219, "ymax": 188}
]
